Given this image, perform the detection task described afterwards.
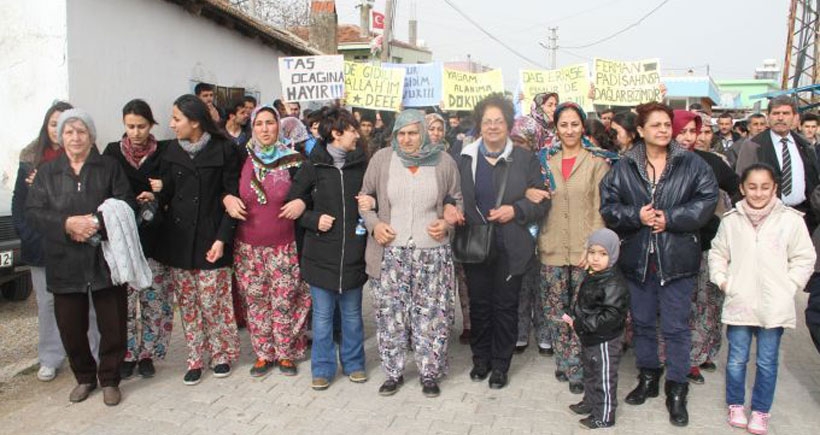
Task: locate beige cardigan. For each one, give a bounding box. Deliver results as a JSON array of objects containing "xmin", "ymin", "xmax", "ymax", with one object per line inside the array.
[
  {"xmin": 708, "ymin": 201, "xmax": 816, "ymax": 329},
  {"xmin": 537, "ymin": 148, "xmax": 609, "ymax": 266},
  {"xmin": 359, "ymin": 148, "xmax": 463, "ymax": 279}
]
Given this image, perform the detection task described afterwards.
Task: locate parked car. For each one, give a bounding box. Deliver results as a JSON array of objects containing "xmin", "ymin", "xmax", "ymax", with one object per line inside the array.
[{"xmin": 0, "ymin": 186, "xmax": 32, "ymax": 301}]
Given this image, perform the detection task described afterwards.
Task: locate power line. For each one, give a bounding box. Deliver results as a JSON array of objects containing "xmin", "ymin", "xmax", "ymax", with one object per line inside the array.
[
  {"xmin": 563, "ymin": 0, "xmax": 672, "ymax": 49},
  {"xmin": 441, "ymin": 0, "xmax": 547, "ymax": 68}
]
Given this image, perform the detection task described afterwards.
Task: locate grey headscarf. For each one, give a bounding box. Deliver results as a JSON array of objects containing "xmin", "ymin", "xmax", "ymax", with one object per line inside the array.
[
  {"xmin": 391, "ymin": 109, "xmax": 443, "ymax": 167},
  {"xmin": 57, "ymin": 109, "xmax": 97, "ymax": 146},
  {"xmin": 586, "ymin": 228, "xmax": 620, "ymax": 268}
]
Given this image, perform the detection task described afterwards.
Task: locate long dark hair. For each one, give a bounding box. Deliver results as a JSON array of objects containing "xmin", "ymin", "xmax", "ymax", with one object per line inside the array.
[
  {"xmin": 122, "ymin": 99, "xmax": 157, "ymax": 125},
  {"xmin": 33, "ymin": 101, "xmax": 73, "ymax": 167},
  {"xmin": 173, "ymin": 94, "xmax": 227, "ymax": 140}
]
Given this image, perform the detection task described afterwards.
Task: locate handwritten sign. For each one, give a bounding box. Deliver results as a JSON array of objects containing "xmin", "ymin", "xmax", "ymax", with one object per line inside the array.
[
  {"xmin": 520, "ymin": 64, "xmax": 591, "ymax": 112},
  {"xmin": 278, "ymin": 55, "xmax": 345, "ymax": 102},
  {"xmin": 442, "ymin": 69, "xmax": 504, "ymax": 111},
  {"xmin": 385, "ymin": 62, "xmax": 443, "ymax": 107},
  {"xmin": 593, "ymin": 58, "xmax": 662, "ymax": 106},
  {"xmin": 344, "ymin": 62, "xmax": 405, "ymax": 112}
]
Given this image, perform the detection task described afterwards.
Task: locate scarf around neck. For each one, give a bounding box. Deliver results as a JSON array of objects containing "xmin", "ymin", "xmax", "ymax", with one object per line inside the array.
[
  {"xmin": 246, "ymin": 137, "xmax": 303, "ymax": 204},
  {"xmin": 120, "ymin": 134, "xmax": 158, "ymax": 169},
  {"xmin": 538, "ymin": 136, "xmax": 619, "ymax": 190},
  {"xmin": 326, "ymin": 143, "xmax": 348, "ymax": 169},
  {"xmin": 740, "ymin": 197, "xmax": 780, "ymax": 229},
  {"xmin": 178, "ymin": 132, "xmax": 211, "ymax": 159},
  {"xmin": 391, "ymin": 110, "xmax": 443, "ymax": 168}
]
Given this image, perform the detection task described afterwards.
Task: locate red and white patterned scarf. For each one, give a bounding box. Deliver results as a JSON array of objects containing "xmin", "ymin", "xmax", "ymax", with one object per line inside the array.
[{"xmin": 120, "ymin": 134, "xmax": 158, "ymax": 169}]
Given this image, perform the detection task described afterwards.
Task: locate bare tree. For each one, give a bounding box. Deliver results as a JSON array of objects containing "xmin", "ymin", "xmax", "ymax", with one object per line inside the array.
[{"xmin": 229, "ymin": 0, "xmax": 310, "ymax": 28}]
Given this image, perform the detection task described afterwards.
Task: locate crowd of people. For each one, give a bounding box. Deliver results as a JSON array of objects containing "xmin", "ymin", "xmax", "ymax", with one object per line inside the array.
[{"xmin": 10, "ymin": 81, "xmax": 820, "ymax": 434}]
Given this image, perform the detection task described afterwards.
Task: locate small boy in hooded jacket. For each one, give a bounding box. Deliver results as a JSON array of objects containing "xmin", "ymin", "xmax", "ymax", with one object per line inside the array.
[{"xmin": 565, "ymin": 228, "xmax": 630, "ymax": 429}]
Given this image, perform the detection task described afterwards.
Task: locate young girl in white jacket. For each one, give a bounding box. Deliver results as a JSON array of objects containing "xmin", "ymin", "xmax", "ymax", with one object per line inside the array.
[{"xmin": 709, "ymin": 163, "xmax": 815, "ymax": 435}]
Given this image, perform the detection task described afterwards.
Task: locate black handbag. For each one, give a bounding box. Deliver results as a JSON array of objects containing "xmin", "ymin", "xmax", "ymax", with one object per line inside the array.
[{"xmin": 452, "ymin": 162, "xmax": 509, "ymax": 264}]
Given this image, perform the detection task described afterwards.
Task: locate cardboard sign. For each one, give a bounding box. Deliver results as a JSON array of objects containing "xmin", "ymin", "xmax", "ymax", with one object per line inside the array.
[
  {"xmin": 593, "ymin": 58, "xmax": 662, "ymax": 106},
  {"xmin": 385, "ymin": 62, "xmax": 443, "ymax": 107},
  {"xmin": 278, "ymin": 55, "xmax": 345, "ymax": 102},
  {"xmin": 441, "ymin": 69, "xmax": 504, "ymax": 111},
  {"xmin": 344, "ymin": 62, "xmax": 405, "ymax": 112},
  {"xmin": 519, "ymin": 64, "xmax": 592, "ymax": 112}
]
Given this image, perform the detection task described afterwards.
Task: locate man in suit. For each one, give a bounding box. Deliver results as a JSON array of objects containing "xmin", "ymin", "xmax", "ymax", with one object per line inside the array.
[{"xmin": 735, "ymin": 96, "xmax": 819, "ymax": 231}]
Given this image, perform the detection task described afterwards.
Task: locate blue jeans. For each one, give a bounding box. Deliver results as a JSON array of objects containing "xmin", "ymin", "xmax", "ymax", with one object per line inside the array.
[
  {"xmin": 627, "ymin": 270, "xmax": 694, "ymax": 383},
  {"xmin": 310, "ymin": 286, "xmax": 365, "ymax": 380},
  {"xmin": 726, "ymin": 325, "xmax": 783, "ymax": 413}
]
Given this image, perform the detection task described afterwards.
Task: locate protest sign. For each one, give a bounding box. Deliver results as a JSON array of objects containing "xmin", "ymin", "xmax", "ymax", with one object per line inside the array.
[
  {"xmin": 344, "ymin": 62, "xmax": 405, "ymax": 112},
  {"xmin": 278, "ymin": 55, "xmax": 345, "ymax": 102},
  {"xmin": 519, "ymin": 64, "xmax": 591, "ymax": 112},
  {"xmin": 442, "ymin": 69, "xmax": 504, "ymax": 111},
  {"xmin": 385, "ymin": 62, "xmax": 443, "ymax": 107},
  {"xmin": 593, "ymin": 58, "xmax": 662, "ymax": 106}
]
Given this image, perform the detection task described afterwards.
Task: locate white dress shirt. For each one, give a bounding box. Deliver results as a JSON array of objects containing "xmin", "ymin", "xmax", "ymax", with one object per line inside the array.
[{"xmin": 771, "ymin": 130, "xmax": 806, "ymax": 206}]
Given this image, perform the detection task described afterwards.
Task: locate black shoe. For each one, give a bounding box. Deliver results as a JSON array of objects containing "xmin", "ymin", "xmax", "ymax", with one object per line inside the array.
[
  {"xmin": 686, "ymin": 367, "xmax": 705, "ymax": 385},
  {"xmin": 120, "ymin": 361, "xmax": 136, "ymax": 379},
  {"xmin": 213, "ymin": 364, "xmax": 232, "ymax": 378},
  {"xmin": 378, "ymin": 376, "xmax": 404, "ymax": 396},
  {"xmin": 569, "ymin": 401, "xmax": 592, "ymax": 415},
  {"xmin": 555, "ymin": 370, "xmax": 569, "ymax": 382},
  {"xmin": 579, "ymin": 415, "xmax": 615, "ymax": 429},
  {"xmin": 469, "ymin": 364, "xmax": 490, "ymax": 381},
  {"xmin": 665, "ymin": 380, "xmax": 689, "ymax": 427},
  {"xmin": 569, "ymin": 382, "xmax": 585, "ymax": 394},
  {"xmin": 514, "ymin": 344, "xmax": 528, "ymax": 354},
  {"xmin": 183, "ymin": 368, "xmax": 202, "ymax": 386},
  {"xmin": 538, "ymin": 346, "xmax": 554, "ymax": 356},
  {"xmin": 488, "ymin": 370, "xmax": 507, "ymax": 389},
  {"xmin": 625, "ymin": 367, "xmax": 663, "ymax": 405},
  {"xmin": 421, "ymin": 379, "xmax": 440, "ymax": 398},
  {"xmin": 699, "ymin": 360, "xmax": 717, "ymax": 372},
  {"xmin": 137, "ymin": 358, "xmax": 155, "ymax": 378}
]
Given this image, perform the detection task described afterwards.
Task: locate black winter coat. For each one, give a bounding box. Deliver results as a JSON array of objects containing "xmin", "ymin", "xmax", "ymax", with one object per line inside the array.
[
  {"xmin": 572, "ymin": 267, "xmax": 630, "ymax": 346},
  {"xmin": 154, "ymin": 137, "xmax": 239, "ymax": 270},
  {"xmin": 286, "ymin": 143, "xmax": 368, "ymax": 292},
  {"xmin": 12, "ymin": 160, "xmax": 44, "ymax": 266},
  {"xmin": 456, "ymin": 141, "xmax": 550, "ymax": 276},
  {"xmin": 103, "ymin": 140, "xmax": 169, "ymax": 259},
  {"xmin": 25, "ymin": 150, "xmax": 135, "ymax": 294},
  {"xmin": 599, "ymin": 141, "xmax": 718, "ymax": 285}
]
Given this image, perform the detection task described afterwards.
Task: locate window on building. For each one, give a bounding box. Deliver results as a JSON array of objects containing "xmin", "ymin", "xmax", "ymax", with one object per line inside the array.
[
  {"xmin": 190, "ymin": 81, "xmax": 245, "ymax": 108},
  {"xmin": 353, "ymin": 55, "xmax": 370, "ymax": 62},
  {"xmin": 391, "ymin": 56, "xmax": 403, "ymax": 64},
  {"xmin": 666, "ymin": 98, "xmax": 687, "ymax": 110}
]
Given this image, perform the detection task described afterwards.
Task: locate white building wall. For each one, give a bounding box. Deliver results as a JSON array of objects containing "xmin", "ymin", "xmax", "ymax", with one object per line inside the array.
[
  {"xmin": 0, "ymin": 0, "xmax": 69, "ymax": 193},
  {"xmin": 66, "ymin": 0, "xmax": 287, "ymax": 146}
]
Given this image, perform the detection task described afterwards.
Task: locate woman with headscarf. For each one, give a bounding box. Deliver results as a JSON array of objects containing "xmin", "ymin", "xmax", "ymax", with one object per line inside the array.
[
  {"xmin": 12, "ymin": 101, "xmax": 102, "ymax": 383},
  {"xmin": 672, "ymin": 110, "xmax": 739, "ymax": 385},
  {"xmin": 358, "ymin": 110, "xmax": 462, "ymax": 397},
  {"xmin": 279, "ymin": 116, "xmax": 311, "ymax": 155},
  {"xmin": 530, "ymin": 92, "xmax": 559, "ymax": 151},
  {"xmin": 26, "ymin": 108, "xmax": 134, "ymax": 406},
  {"xmin": 103, "ymin": 99, "xmax": 172, "ymax": 379},
  {"xmin": 529, "ymin": 102, "xmax": 618, "ymax": 394},
  {"xmin": 150, "ymin": 94, "xmax": 241, "ymax": 386},
  {"xmin": 230, "ymin": 105, "xmax": 311, "ymax": 377}
]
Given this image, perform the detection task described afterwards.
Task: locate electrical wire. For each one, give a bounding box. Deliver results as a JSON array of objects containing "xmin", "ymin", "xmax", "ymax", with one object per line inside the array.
[
  {"xmin": 442, "ymin": 0, "xmax": 548, "ymax": 68},
  {"xmin": 562, "ymin": 0, "xmax": 672, "ymax": 49}
]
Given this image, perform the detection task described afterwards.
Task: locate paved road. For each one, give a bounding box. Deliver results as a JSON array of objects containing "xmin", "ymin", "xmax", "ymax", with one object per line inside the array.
[{"xmin": 1, "ymin": 287, "xmax": 819, "ymax": 435}]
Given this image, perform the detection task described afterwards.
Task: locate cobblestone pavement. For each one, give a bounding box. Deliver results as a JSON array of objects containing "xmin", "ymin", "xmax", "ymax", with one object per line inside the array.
[{"xmin": 1, "ymin": 287, "xmax": 818, "ymax": 435}]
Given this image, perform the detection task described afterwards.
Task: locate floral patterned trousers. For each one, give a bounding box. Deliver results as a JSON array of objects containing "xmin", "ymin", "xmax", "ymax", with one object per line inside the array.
[
  {"xmin": 371, "ymin": 245, "xmax": 455, "ymax": 381},
  {"xmin": 170, "ymin": 267, "xmax": 240, "ymax": 370},
  {"xmin": 455, "ymin": 263, "xmax": 471, "ymax": 331},
  {"xmin": 541, "ymin": 264, "xmax": 585, "ymax": 383},
  {"xmin": 125, "ymin": 258, "xmax": 174, "ymax": 362},
  {"xmin": 234, "ymin": 241, "xmax": 311, "ymax": 362},
  {"xmin": 689, "ymin": 252, "xmax": 724, "ymax": 365}
]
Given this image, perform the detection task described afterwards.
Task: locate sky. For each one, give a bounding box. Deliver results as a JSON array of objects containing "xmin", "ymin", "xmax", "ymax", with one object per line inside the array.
[{"xmin": 334, "ymin": 0, "xmax": 791, "ymax": 90}]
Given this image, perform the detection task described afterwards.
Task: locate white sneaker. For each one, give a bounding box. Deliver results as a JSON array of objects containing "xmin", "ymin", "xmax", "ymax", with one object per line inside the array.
[{"xmin": 37, "ymin": 366, "xmax": 57, "ymax": 382}]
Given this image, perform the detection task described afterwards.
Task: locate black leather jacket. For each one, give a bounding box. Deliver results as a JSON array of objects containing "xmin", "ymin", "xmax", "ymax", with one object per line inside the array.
[
  {"xmin": 572, "ymin": 267, "xmax": 630, "ymax": 346},
  {"xmin": 599, "ymin": 141, "xmax": 718, "ymax": 285},
  {"xmin": 25, "ymin": 150, "xmax": 135, "ymax": 294}
]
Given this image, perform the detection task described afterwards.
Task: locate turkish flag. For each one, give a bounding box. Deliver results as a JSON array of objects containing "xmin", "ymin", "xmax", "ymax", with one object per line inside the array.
[{"xmin": 372, "ymin": 11, "xmax": 385, "ymax": 30}]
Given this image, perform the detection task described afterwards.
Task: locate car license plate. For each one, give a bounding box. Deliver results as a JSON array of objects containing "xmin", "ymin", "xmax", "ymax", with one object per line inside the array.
[{"xmin": 0, "ymin": 250, "xmax": 12, "ymax": 268}]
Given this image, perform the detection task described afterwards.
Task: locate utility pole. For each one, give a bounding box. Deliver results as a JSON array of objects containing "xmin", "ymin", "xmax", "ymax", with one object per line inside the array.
[
  {"xmin": 547, "ymin": 27, "xmax": 558, "ymax": 69},
  {"xmin": 380, "ymin": 0, "xmax": 395, "ymax": 62}
]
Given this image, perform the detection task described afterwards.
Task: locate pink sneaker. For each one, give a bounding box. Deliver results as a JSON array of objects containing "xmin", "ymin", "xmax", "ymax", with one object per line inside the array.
[
  {"xmin": 747, "ymin": 411, "xmax": 770, "ymax": 435},
  {"xmin": 727, "ymin": 405, "xmax": 747, "ymax": 429}
]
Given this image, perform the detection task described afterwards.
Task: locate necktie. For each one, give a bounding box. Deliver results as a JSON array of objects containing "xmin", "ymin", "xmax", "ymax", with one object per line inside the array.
[{"xmin": 781, "ymin": 137, "xmax": 792, "ymax": 196}]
